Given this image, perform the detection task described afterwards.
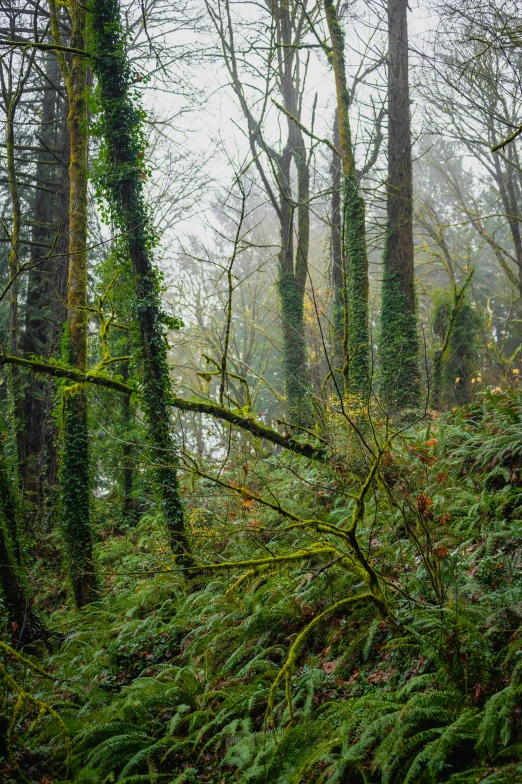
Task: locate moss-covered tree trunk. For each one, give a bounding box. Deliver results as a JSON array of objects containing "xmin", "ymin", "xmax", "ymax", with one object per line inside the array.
[
  {"xmin": 275, "ymin": 3, "xmax": 312, "ymax": 425},
  {"xmin": 277, "ymin": 141, "xmax": 310, "ymax": 425},
  {"xmin": 0, "ymin": 446, "xmax": 46, "ymax": 645},
  {"xmin": 331, "ymin": 113, "xmax": 344, "ymax": 378},
  {"xmin": 89, "ymin": 0, "xmax": 191, "ymax": 560},
  {"xmin": 324, "ymin": 0, "xmax": 370, "ymax": 398},
  {"xmin": 119, "ymin": 359, "xmax": 136, "ymax": 525},
  {"xmin": 431, "ymin": 287, "xmax": 480, "ymax": 409},
  {"xmin": 50, "ymin": 0, "xmax": 97, "ymax": 607},
  {"xmin": 379, "ymin": 0, "xmax": 419, "ymax": 409},
  {"xmin": 209, "ymin": 1, "xmax": 312, "ymax": 424}
]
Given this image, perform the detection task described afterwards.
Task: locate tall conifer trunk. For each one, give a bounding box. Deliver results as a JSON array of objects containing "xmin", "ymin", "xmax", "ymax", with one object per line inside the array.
[
  {"xmin": 22, "ymin": 51, "xmax": 69, "ymax": 515},
  {"xmin": 90, "ymin": 0, "xmax": 191, "ymax": 560},
  {"xmin": 324, "ymin": 0, "xmax": 370, "ymax": 398},
  {"xmin": 379, "ymin": 0, "xmax": 419, "ymax": 408},
  {"xmin": 1, "ymin": 39, "xmax": 34, "ymax": 483},
  {"xmin": 49, "ymin": 0, "xmax": 97, "ymax": 606}
]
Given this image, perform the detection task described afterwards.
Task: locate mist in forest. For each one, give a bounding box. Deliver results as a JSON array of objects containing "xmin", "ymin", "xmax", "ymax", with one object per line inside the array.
[{"xmin": 0, "ymin": 1, "xmax": 521, "ymax": 782}]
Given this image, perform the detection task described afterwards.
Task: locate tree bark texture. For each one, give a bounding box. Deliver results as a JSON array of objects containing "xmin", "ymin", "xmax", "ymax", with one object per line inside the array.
[
  {"xmin": 379, "ymin": 0, "xmax": 420, "ymax": 409},
  {"xmin": 21, "ymin": 51, "xmax": 70, "ymax": 517},
  {"xmin": 50, "ymin": 0, "xmax": 97, "ymax": 607},
  {"xmin": 331, "ymin": 112, "xmax": 344, "ymax": 375},
  {"xmin": 90, "ymin": 0, "xmax": 191, "ymax": 561},
  {"xmin": 274, "ymin": 2, "xmax": 311, "ymax": 424},
  {"xmin": 324, "ymin": 0, "xmax": 370, "ymax": 398},
  {"xmin": 3, "ymin": 60, "xmax": 30, "ymax": 483}
]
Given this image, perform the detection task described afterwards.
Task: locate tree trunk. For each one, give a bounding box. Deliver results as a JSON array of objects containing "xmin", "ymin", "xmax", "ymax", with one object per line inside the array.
[
  {"xmin": 324, "ymin": 0, "xmax": 370, "ymax": 398},
  {"xmin": 90, "ymin": 0, "xmax": 191, "ymax": 561},
  {"xmin": 120, "ymin": 359, "xmax": 137, "ymax": 525},
  {"xmin": 331, "ymin": 113, "xmax": 344, "ymax": 378},
  {"xmin": 276, "ymin": 3, "xmax": 312, "ymax": 425},
  {"xmin": 379, "ymin": 0, "xmax": 419, "ymax": 409},
  {"xmin": 277, "ymin": 140, "xmax": 310, "ymax": 424},
  {"xmin": 207, "ymin": 0, "xmax": 312, "ymax": 424},
  {"xmin": 0, "ymin": 446, "xmax": 46, "ymax": 645},
  {"xmin": 22, "ymin": 51, "xmax": 69, "ymax": 519},
  {"xmin": 5, "ymin": 99, "xmax": 26, "ymax": 483},
  {"xmin": 50, "ymin": 0, "xmax": 97, "ymax": 606}
]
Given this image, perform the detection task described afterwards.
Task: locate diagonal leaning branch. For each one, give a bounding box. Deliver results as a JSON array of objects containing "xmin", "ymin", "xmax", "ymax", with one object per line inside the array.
[
  {"xmin": 267, "ymin": 592, "xmax": 380, "ymax": 724},
  {"xmin": 0, "ymin": 353, "xmax": 327, "ymax": 461}
]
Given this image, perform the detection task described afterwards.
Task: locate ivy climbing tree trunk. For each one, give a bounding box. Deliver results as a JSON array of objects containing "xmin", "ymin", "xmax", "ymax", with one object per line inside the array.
[
  {"xmin": 324, "ymin": 0, "xmax": 370, "ymax": 398},
  {"xmin": 379, "ymin": 0, "xmax": 419, "ymax": 409},
  {"xmin": 89, "ymin": 0, "xmax": 191, "ymax": 561},
  {"xmin": 272, "ymin": 2, "xmax": 312, "ymax": 424},
  {"xmin": 49, "ymin": 0, "xmax": 97, "ymax": 607},
  {"xmin": 330, "ymin": 113, "xmax": 344, "ymax": 380},
  {"xmin": 277, "ymin": 137, "xmax": 310, "ymax": 425}
]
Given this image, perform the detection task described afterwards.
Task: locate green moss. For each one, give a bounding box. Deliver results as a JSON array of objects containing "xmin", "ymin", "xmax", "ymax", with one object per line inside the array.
[
  {"xmin": 431, "ymin": 288, "xmax": 481, "ymax": 408},
  {"xmin": 278, "ymin": 272, "xmax": 312, "ymax": 425},
  {"xmin": 0, "ymin": 444, "xmax": 47, "ymax": 643},
  {"xmin": 343, "ymin": 177, "xmax": 370, "ymax": 397},
  {"xmin": 59, "ymin": 385, "xmax": 97, "ymax": 607},
  {"xmin": 379, "ymin": 249, "xmax": 420, "ymax": 410}
]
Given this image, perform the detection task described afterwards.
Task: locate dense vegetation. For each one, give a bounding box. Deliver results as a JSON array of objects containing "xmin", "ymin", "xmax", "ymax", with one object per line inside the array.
[
  {"xmin": 4, "ymin": 391, "xmax": 522, "ymax": 782},
  {"xmin": 0, "ymin": 0, "xmax": 522, "ymax": 782}
]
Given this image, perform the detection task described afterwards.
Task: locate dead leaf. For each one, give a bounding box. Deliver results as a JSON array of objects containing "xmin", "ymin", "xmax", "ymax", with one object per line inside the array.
[
  {"xmin": 322, "ymin": 660, "xmax": 338, "ymax": 674},
  {"xmin": 417, "ymin": 492, "xmax": 434, "ymax": 517}
]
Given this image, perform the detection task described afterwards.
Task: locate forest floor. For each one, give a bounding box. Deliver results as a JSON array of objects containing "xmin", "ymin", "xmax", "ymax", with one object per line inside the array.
[{"xmin": 2, "ymin": 390, "xmax": 522, "ymax": 783}]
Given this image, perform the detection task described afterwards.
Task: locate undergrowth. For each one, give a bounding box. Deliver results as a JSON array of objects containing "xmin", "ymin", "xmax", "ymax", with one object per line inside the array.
[{"xmin": 2, "ymin": 389, "xmax": 522, "ymax": 783}]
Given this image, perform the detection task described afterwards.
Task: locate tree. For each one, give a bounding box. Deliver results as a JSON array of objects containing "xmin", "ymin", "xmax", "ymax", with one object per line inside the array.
[
  {"xmin": 379, "ymin": 0, "xmax": 419, "ymax": 409},
  {"xmin": 0, "ymin": 17, "xmax": 37, "ymax": 481},
  {"xmin": 205, "ymin": 0, "xmax": 313, "ymax": 424},
  {"xmin": 20, "ymin": 50, "xmax": 69, "ymax": 516},
  {"xmin": 49, "ymin": 0, "xmax": 97, "ymax": 607},
  {"xmin": 89, "ymin": 0, "xmax": 191, "ymax": 562},
  {"xmin": 423, "ymin": 3, "xmax": 522, "ymax": 303},
  {"xmin": 330, "ymin": 113, "xmax": 344, "ymax": 378},
  {"xmin": 0, "ymin": 443, "xmax": 46, "ymax": 645},
  {"xmin": 324, "ymin": 0, "xmax": 370, "ymax": 398},
  {"xmin": 431, "ymin": 285, "xmax": 481, "ymax": 408}
]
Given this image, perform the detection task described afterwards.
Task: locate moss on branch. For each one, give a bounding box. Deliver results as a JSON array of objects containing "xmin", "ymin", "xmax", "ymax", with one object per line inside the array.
[
  {"xmin": 0, "ymin": 353, "xmax": 131, "ymax": 394},
  {"xmin": 267, "ymin": 592, "xmax": 378, "ymax": 722},
  {"xmin": 188, "ymin": 545, "xmax": 337, "ymax": 573},
  {"xmin": 0, "ymin": 354, "xmax": 327, "ymax": 461}
]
